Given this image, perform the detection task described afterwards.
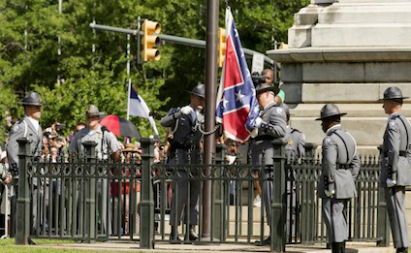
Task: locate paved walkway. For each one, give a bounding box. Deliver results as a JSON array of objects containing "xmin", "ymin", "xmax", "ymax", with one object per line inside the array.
[{"xmin": 34, "ymin": 241, "xmax": 396, "ymax": 253}]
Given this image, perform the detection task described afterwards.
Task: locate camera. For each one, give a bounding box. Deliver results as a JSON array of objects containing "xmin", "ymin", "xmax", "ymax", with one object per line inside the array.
[{"xmin": 251, "ymin": 72, "xmax": 267, "ymax": 86}]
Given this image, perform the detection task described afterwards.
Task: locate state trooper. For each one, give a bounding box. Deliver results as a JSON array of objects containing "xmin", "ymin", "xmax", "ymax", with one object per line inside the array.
[
  {"xmin": 316, "ymin": 104, "xmax": 360, "ymax": 253},
  {"xmin": 7, "ymin": 92, "xmax": 43, "ymax": 244},
  {"xmin": 68, "ymin": 105, "xmax": 120, "ymax": 234},
  {"xmin": 380, "ymin": 87, "xmax": 411, "ymax": 253},
  {"xmin": 282, "ymin": 103, "xmax": 306, "ymax": 163},
  {"xmin": 282, "ymin": 103, "xmax": 305, "ymax": 238},
  {"xmin": 250, "ymin": 83, "xmax": 287, "ymax": 246},
  {"xmin": 161, "ymin": 83, "xmax": 205, "ymax": 244}
]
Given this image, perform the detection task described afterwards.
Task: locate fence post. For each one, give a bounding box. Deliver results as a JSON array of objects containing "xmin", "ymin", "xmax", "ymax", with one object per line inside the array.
[
  {"xmin": 214, "ymin": 144, "xmax": 225, "ymax": 242},
  {"xmin": 376, "ymin": 147, "xmax": 390, "ymax": 246},
  {"xmin": 140, "ymin": 138, "xmax": 155, "ymax": 249},
  {"xmin": 302, "ymin": 143, "xmax": 317, "ymax": 244},
  {"xmin": 83, "ymin": 141, "xmax": 97, "ymax": 243},
  {"xmin": 15, "ymin": 138, "xmax": 32, "ymax": 245},
  {"xmin": 271, "ymin": 139, "xmax": 286, "ymax": 252}
]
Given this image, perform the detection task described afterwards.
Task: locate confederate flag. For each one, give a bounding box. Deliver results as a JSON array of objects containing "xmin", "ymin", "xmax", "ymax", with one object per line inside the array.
[{"xmin": 216, "ymin": 8, "xmax": 259, "ymax": 142}]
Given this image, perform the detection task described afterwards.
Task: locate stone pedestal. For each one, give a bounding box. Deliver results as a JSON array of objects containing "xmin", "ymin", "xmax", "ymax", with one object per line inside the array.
[{"xmin": 268, "ymin": 0, "xmax": 411, "ymax": 154}]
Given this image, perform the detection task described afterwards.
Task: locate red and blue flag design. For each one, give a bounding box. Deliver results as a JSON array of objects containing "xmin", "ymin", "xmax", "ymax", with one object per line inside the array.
[{"xmin": 216, "ymin": 8, "xmax": 260, "ymax": 142}]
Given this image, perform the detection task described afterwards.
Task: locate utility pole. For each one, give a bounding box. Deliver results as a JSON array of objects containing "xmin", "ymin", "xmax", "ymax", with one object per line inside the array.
[
  {"xmin": 57, "ymin": 0, "xmax": 62, "ymax": 87},
  {"xmin": 201, "ymin": 0, "xmax": 219, "ymax": 242}
]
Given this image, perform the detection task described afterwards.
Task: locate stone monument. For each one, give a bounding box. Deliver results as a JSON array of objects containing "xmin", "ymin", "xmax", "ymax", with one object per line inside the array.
[{"xmin": 267, "ymin": 0, "xmax": 411, "ymax": 154}]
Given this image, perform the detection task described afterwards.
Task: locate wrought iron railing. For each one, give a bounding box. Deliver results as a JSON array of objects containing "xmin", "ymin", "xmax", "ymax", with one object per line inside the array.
[{"xmin": 11, "ymin": 137, "xmax": 388, "ymax": 252}]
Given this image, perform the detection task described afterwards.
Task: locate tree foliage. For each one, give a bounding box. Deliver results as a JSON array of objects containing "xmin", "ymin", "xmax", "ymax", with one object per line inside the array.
[{"xmin": 0, "ymin": 0, "xmax": 309, "ymax": 141}]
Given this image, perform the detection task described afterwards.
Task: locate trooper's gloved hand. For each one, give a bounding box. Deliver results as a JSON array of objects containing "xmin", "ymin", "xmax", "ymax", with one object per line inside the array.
[
  {"xmin": 250, "ymin": 128, "xmax": 259, "ymax": 138},
  {"xmin": 180, "ymin": 106, "xmax": 194, "ymax": 115},
  {"xmin": 325, "ymin": 189, "xmax": 335, "ymax": 197},
  {"xmin": 386, "ymin": 178, "xmax": 396, "ymax": 188},
  {"xmin": 254, "ymin": 117, "xmax": 264, "ymax": 128}
]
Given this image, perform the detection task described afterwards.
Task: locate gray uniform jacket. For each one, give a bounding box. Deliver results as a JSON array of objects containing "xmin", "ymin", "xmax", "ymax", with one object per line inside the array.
[
  {"xmin": 7, "ymin": 116, "xmax": 43, "ymax": 172},
  {"xmin": 68, "ymin": 125, "xmax": 119, "ymax": 159},
  {"xmin": 252, "ymin": 102, "xmax": 287, "ymax": 166},
  {"xmin": 318, "ymin": 125, "xmax": 361, "ymax": 199},
  {"xmin": 161, "ymin": 106, "xmax": 203, "ymax": 153},
  {"xmin": 380, "ymin": 113, "xmax": 411, "ymax": 187},
  {"xmin": 284, "ymin": 126, "xmax": 306, "ymax": 162}
]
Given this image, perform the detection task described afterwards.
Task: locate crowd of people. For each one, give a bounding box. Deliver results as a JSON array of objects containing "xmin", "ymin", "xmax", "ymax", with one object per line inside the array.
[{"xmin": 0, "ymin": 70, "xmax": 410, "ymax": 253}]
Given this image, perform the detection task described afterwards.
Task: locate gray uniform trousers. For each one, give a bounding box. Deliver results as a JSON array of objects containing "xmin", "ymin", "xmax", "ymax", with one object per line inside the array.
[
  {"xmin": 322, "ymin": 198, "xmax": 348, "ymax": 243},
  {"xmin": 169, "ymin": 149, "xmax": 201, "ymax": 226},
  {"xmin": 252, "ymin": 140, "xmax": 275, "ymax": 225},
  {"xmin": 385, "ymin": 186, "xmax": 410, "ymax": 248}
]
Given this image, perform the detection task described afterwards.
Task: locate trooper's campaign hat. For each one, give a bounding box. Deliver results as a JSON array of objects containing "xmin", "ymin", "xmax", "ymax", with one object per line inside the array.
[
  {"xmin": 21, "ymin": 92, "xmax": 42, "ymax": 106},
  {"xmin": 381, "ymin": 87, "xmax": 409, "ymax": 101},
  {"xmin": 315, "ymin": 104, "xmax": 347, "ymax": 121},
  {"xmin": 84, "ymin": 105, "xmax": 101, "ymax": 117},
  {"xmin": 188, "ymin": 83, "xmax": 205, "ymax": 98},
  {"xmin": 255, "ymin": 83, "xmax": 277, "ymax": 96}
]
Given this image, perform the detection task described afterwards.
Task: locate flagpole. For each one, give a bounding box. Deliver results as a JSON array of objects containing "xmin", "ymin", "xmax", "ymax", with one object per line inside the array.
[
  {"xmin": 201, "ymin": 0, "xmax": 219, "ymax": 242},
  {"xmin": 126, "ymin": 34, "xmax": 131, "ymax": 121}
]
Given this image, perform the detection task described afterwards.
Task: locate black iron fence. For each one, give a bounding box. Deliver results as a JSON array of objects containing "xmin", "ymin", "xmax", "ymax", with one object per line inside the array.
[{"xmin": 12, "ymin": 137, "xmax": 389, "ymax": 252}]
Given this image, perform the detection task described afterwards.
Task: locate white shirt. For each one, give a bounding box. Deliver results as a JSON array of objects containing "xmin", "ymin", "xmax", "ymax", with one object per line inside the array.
[{"xmin": 26, "ymin": 115, "xmax": 40, "ymax": 132}]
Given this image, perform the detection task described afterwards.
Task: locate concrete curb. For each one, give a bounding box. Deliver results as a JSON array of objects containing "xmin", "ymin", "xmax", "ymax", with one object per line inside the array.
[{"xmin": 29, "ymin": 241, "xmax": 396, "ymax": 253}]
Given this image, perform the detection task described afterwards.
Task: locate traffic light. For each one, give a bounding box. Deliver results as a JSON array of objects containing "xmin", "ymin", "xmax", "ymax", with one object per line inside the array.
[
  {"xmin": 142, "ymin": 19, "xmax": 161, "ymax": 61},
  {"xmin": 218, "ymin": 28, "xmax": 226, "ymax": 68}
]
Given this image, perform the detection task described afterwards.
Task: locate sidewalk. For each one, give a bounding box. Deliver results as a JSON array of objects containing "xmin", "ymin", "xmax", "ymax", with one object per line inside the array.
[{"xmin": 33, "ymin": 241, "xmax": 396, "ymax": 253}]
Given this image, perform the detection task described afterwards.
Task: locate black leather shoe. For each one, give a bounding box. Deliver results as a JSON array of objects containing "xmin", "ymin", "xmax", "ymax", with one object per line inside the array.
[
  {"xmin": 28, "ymin": 237, "xmax": 36, "ymax": 245},
  {"xmin": 184, "ymin": 227, "xmax": 198, "ymax": 241},
  {"xmin": 169, "ymin": 226, "xmax": 182, "ymax": 244},
  {"xmin": 255, "ymin": 236, "xmax": 271, "ymax": 246},
  {"xmin": 397, "ymin": 247, "xmax": 408, "ymax": 253},
  {"xmin": 169, "ymin": 234, "xmax": 183, "ymax": 244}
]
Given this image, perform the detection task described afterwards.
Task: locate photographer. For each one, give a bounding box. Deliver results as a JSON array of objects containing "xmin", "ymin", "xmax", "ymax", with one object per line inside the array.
[{"xmin": 262, "ymin": 69, "xmax": 285, "ymax": 104}]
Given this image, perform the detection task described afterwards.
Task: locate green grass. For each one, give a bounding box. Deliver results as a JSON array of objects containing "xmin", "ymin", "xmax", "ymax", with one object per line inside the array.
[{"xmin": 0, "ymin": 239, "xmax": 148, "ymax": 253}]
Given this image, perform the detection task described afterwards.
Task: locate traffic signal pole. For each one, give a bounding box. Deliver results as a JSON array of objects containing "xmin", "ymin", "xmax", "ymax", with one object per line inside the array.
[{"xmin": 89, "ymin": 22, "xmax": 275, "ymax": 65}]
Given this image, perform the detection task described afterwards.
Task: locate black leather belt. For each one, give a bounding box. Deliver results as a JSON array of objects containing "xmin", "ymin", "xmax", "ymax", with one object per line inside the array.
[
  {"xmin": 254, "ymin": 136, "xmax": 274, "ymax": 141},
  {"xmin": 338, "ymin": 164, "xmax": 352, "ymax": 170},
  {"xmin": 383, "ymin": 150, "xmax": 407, "ymax": 157}
]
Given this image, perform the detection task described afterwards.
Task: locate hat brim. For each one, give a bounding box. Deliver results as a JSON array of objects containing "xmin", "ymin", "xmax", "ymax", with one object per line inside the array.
[
  {"xmin": 378, "ymin": 96, "xmax": 409, "ymax": 102},
  {"xmin": 315, "ymin": 113, "xmax": 347, "ymax": 121},
  {"xmin": 187, "ymin": 90, "xmax": 205, "ymax": 98},
  {"xmin": 256, "ymin": 87, "xmax": 276, "ymax": 95},
  {"xmin": 83, "ymin": 113, "xmax": 101, "ymax": 117},
  {"xmin": 21, "ymin": 102, "xmax": 43, "ymax": 106}
]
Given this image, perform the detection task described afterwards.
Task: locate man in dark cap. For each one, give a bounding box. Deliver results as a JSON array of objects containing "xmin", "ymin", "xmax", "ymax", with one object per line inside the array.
[
  {"xmin": 316, "ymin": 104, "xmax": 360, "ymax": 253},
  {"xmin": 250, "ymin": 83, "xmax": 287, "ymax": 246},
  {"xmin": 68, "ymin": 105, "xmax": 119, "ymax": 234},
  {"xmin": 7, "ymin": 92, "xmax": 43, "ymax": 244},
  {"xmin": 380, "ymin": 87, "xmax": 411, "ymax": 253},
  {"xmin": 161, "ymin": 83, "xmax": 205, "ymax": 244}
]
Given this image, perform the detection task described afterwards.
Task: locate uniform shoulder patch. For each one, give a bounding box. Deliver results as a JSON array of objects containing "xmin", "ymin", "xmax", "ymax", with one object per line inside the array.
[
  {"xmin": 324, "ymin": 137, "xmax": 332, "ymax": 145},
  {"xmin": 10, "ymin": 121, "xmax": 23, "ymax": 133},
  {"xmin": 276, "ymin": 107, "xmax": 283, "ymax": 114},
  {"xmin": 11, "ymin": 124, "xmax": 19, "ymax": 132},
  {"xmin": 389, "ymin": 120, "xmax": 396, "ymax": 128}
]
